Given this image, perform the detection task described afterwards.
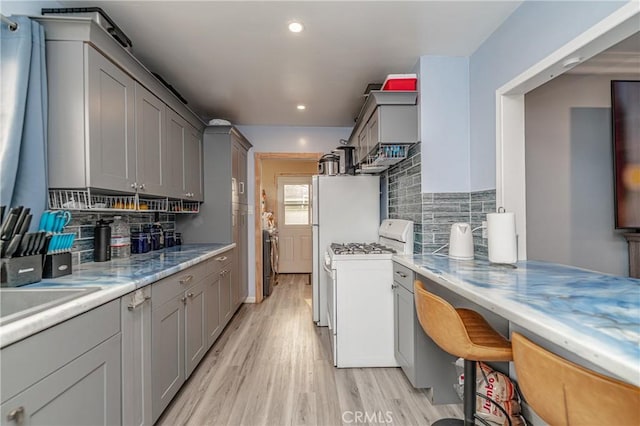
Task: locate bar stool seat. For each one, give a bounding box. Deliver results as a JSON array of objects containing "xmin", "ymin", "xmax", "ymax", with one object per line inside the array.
[
  {"xmin": 414, "ymin": 280, "xmax": 513, "ymax": 426},
  {"xmin": 512, "ymin": 332, "xmax": 640, "ymax": 426}
]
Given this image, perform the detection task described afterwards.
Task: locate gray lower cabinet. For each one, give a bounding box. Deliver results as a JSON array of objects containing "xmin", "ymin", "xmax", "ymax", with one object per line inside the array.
[
  {"xmin": 121, "ymin": 287, "xmax": 152, "ymax": 426},
  {"xmin": 392, "ymin": 262, "xmax": 460, "ymax": 404},
  {"xmin": 151, "ymin": 251, "xmax": 234, "ymax": 422},
  {"xmin": 207, "ymin": 253, "xmax": 233, "ymax": 346},
  {"xmin": 220, "ymin": 267, "xmax": 233, "ymax": 325},
  {"xmin": 185, "ymin": 279, "xmax": 207, "ymax": 378},
  {"xmin": 151, "ymin": 292, "xmax": 185, "ymax": 423},
  {"xmin": 1, "ymin": 300, "xmax": 121, "ymax": 426}
]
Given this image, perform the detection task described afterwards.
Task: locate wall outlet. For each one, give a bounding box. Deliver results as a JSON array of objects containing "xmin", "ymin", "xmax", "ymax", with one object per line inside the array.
[{"xmin": 482, "ymin": 221, "xmax": 488, "ymax": 239}]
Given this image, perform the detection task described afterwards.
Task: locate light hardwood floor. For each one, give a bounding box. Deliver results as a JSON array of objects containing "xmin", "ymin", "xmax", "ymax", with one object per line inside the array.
[{"xmin": 157, "ymin": 274, "xmax": 463, "ymax": 426}]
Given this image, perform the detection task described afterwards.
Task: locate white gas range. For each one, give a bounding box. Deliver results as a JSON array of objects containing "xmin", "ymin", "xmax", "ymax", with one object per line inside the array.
[{"xmin": 323, "ymin": 219, "xmax": 413, "ymax": 368}]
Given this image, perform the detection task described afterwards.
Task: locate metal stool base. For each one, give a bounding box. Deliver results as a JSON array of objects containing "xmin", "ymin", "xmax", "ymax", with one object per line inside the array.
[{"xmin": 432, "ymin": 418, "xmax": 464, "ymax": 426}]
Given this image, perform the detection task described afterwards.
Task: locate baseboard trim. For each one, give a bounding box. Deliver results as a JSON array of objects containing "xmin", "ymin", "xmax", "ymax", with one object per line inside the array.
[{"xmin": 244, "ymin": 297, "xmax": 256, "ymax": 303}]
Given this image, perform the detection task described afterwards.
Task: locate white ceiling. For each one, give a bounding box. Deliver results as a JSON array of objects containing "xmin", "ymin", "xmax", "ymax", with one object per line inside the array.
[{"xmin": 56, "ymin": 1, "xmax": 522, "ymax": 127}]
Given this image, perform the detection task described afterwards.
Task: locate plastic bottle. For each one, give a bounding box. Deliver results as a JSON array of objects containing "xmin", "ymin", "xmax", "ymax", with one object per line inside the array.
[{"xmin": 110, "ymin": 216, "xmax": 131, "ymax": 259}]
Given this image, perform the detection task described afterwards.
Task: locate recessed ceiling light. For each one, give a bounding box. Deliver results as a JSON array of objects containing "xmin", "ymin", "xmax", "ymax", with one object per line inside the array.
[
  {"xmin": 297, "ymin": 104, "xmax": 306, "ymax": 110},
  {"xmin": 288, "ymin": 21, "xmax": 304, "ymax": 33}
]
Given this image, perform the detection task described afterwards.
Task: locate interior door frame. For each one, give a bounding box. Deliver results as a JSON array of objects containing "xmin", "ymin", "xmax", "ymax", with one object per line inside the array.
[{"xmin": 254, "ymin": 152, "xmax": 323, "ymax": 303}]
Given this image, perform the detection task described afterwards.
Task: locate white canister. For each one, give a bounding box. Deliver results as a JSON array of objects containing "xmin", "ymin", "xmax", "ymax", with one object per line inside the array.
[{"xmin": 486, "ymin": 209, "xmax": 517, "ymax": 264}]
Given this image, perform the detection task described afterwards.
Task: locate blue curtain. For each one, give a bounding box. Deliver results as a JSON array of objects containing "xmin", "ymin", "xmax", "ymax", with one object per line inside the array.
[{"xmin": 0, "ymin": 16, "xmax": 48, "ymax": 230}]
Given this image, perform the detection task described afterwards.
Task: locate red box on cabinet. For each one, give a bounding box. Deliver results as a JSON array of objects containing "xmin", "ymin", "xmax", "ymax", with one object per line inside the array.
[{"xmin": 382, "ymin": 74, "xmax": 417, "ymax": 91}]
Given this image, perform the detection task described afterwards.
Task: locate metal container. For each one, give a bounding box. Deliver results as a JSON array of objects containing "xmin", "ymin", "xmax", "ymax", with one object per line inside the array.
[{"xmin": 318, "ymin": 154, "xmax": 339, "ymax": 175}]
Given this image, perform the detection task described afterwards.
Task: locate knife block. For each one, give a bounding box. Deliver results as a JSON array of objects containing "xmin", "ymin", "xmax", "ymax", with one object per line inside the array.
[
  {"xmin": 43, "ymin": 252, "xmax": 72, "ymax": 278},
  {"xmin": 1, "ymin": 255, "xmax": 43, "ymax": 287}
]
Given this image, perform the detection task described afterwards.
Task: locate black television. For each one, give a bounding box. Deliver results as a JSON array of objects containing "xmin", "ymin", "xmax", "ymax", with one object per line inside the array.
[{"xmin": 611, "ymin": 80, "xmax": 640, "ymax": 230}]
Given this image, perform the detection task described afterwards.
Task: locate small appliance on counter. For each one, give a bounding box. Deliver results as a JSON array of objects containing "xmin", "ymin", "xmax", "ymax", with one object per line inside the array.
[
  {"xmin": 318, "ymin": 153, "xmax": 339, "ymax": 175},
  {"xmin": 448, "ymin": 222, "xmax": 474, "ymax": 260},
  {"xmin": 94, "ymin": 219, "xmax": 112, "ymax": 262},
  {"xmin": 333, "ymin": 146, "xmax": 356, "ymax": 175}
]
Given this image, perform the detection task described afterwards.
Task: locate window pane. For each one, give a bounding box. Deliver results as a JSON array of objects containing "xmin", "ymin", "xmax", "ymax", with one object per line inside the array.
[
  {"xmin": 284, "ymin": 184, "xmax": 309, "ymax": 205},
  {"xmin": 283, "ymin": 184, "xmax": 310, "ymax": 225},
  {"xmin": 284, "ymin": 205, "xmax": 309, "ymax": 225}
]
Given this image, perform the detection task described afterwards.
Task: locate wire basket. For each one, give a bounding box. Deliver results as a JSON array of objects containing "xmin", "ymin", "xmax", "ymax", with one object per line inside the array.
[
  {"xmin": 168, "ymin": 200, "xmax": 200, "ymax": 213},
  {"xmin": 138, "ymin": 197, "xmax": 168, "ymax": 212}
]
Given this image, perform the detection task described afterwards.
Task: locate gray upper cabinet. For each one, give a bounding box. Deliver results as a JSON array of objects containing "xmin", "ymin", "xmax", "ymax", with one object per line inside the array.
[
  {"xmin": 135, "ymin": 83, "xmax": 167, "ymax": 197},
  {"xmin": 348, "ymin": 91, "xmax": 418, "ymax": 168},
  {"xmin": 39, "ymin": 17, "xmax": 206, "ymax": 199},
  {"xmin": 166, "ymin": 108, "xmax": 188, "ymax": 199},
  {"xmin": 183, "ymin": 126, "xmax": 204, "ymax": 202},
  {"xmin": 86, "ymin": 46, "xmax": 137, "ymax": 192},
  {"xmin": 164, "ymin": 109, "xmax": 203, "ymax": 202}
]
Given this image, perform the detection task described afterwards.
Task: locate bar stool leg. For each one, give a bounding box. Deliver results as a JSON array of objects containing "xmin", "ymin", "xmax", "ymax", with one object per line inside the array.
[{"xmin": 463, "ymin": 359, "xmax": 477, "ymax": 426}]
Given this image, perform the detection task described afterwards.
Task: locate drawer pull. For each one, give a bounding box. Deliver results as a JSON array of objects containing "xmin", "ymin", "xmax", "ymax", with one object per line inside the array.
[
  {"xmin": 215, "ymin": 256, "xmax": 228, "ymax": 262},
  {"xmin": 7, "ymin": 407, "xmax": 24, "ymax": 424},
  {"xmin": 395, "ymin": 271, "xmax": 407, "ymax": 278},
  {"xmin": 391, "ymin": 284, "xmax": 398, "ymax": 289},
  {"xmin": 180, "ymin": 275, "xmax": 194, "ymax": 285}
]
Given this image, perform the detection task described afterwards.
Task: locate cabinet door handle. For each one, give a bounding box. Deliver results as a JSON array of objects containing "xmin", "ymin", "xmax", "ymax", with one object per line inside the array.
[
  {"xmin": 187, "ymin": 292, "xmax": 194, "ymax": 298},
  {"xmin": 219, "ymin": 270, "xmax": 226, "ymax": 276},
  {"xmin": 215, "ymin": 256, "xmax": 227, "ymax": 262},
  {"xmin": 180, "ymin": 296, "xmax": 187, "ymax": 303},
  {"xmin": 130, "ymin": 182, "xmax": 138, "ymax": 190},
  {"xmin": 395, "ymin": 271, "xmax": 407, "ymax": 278},
  {"xmin": 239, "ymin": 182, "xmax": 245, "ymax": 194},
  {"xmin": 7, "ymin": 407, "xmax": 24, "ymax": 424},
  {"xmin": 180, "ymin": 275, "xmax": 194, "ymax": 285},
  {"xmin": 139, "ymin": 183, "xmax": 146, "ymax": 190},
  {"xmin": 391, "ymin": 284, "xmax": 398, "ymax": 289}
]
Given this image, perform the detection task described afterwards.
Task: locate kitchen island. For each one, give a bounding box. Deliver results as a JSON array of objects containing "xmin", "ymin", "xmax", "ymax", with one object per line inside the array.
[
  {"xmin": 0, "ymin": 243, "xmax": 234, "ymax": 348},
  {"xmin": 393, "ymin": 254, "xmax": 640, "ymax": 387}
]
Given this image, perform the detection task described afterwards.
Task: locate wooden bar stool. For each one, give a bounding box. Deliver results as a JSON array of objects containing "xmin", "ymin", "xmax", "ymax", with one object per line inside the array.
[
  {"xmin": 512, "ymin": 332, "xmax": 640, "ymax": 426},
  {"xmin": 414, "ymin": 280, "xmax": 513, "ymax": 426}
]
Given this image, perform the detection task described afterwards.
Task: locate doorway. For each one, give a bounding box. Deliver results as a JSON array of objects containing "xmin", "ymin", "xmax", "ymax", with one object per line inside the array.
[
  {"xmin": 254, "ymin": 153, "xmax": 322, "ymax": 303},
  {"xmin": 277, "ymin": 176, "xmax": 313, "ymax": 273}
]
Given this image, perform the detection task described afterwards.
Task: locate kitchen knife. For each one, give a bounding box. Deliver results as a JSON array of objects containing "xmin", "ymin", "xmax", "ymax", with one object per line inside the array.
[
  {"xmin": 42, "ymin": 234, "xmax": 52, "ymax": 255},
  {"xmin": 1, "ymin": 207, "xmax": 20, "ymax": 240},
  {"xmin": 26, "ymin": 233, "xmax": 37, "ymax": 256},
  {"xmin": 31, "ymin": 233, "xmax": 43, "ymax": 256},
  {"xmin": 4, "ymin": 234, "xmax": 22, "ymax": 258},
  {"xmin": 13, "ymin": 207, "xmax": 29, "ymax": 237},
  {"xmin": 17, "ymin": 233, "xmax": 31, "ymax": 257},
  {"xmin": 17, "ymin": 214, "xmax": 32, "ymax": 235}
]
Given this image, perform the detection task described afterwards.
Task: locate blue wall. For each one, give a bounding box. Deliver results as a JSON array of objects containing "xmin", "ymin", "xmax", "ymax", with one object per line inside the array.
[
  {"xmin": 0, "ymin": 1, "xmax": 62, "ymax": 16},
  {"xmin": 419, "ymin": 56, "xmax": 470, "ymax": 193},
  {"xmin": 468, "ymin": 0, "xmax": 628, "ymax": 191}
]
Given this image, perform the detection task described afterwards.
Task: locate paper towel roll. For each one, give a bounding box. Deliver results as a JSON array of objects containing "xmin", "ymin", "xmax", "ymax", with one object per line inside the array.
[{"xmin": 487, "ymin": 211, "xmax": 517, "ymax": 264}]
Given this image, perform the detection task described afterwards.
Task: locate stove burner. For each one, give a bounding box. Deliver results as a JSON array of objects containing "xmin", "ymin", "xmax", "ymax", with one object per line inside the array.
[{"xmin": 330, "ymin": 242, "xmax": 396, "ymax": 255}]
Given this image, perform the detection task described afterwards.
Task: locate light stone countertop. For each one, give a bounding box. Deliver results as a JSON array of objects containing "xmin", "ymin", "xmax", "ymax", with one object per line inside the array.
[
  {"xmin": 0, "ymin": 243, "xmax": 235, "ymax": 348},
  {"xmin": 393, "ymin": 254, "xmax": 640, "ymax": 387}
]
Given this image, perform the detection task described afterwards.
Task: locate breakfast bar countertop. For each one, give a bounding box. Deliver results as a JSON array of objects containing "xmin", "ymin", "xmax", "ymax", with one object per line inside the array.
[
  {"xmin": 393, "ymin": 254, "xmax": 640, "ymax": 387},
  {"xmin": 1, "ymin": 243, "xmax": 235, "ymax": 348}
]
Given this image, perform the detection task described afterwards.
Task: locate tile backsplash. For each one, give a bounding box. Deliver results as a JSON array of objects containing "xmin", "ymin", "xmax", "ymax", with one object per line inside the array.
[
  {"xmin": 385, "ymin": 142, "xmax": 496, "ymax": 256},
  {"xmin": 65, "ymin": 212, "xmax": 176, "ymax": 265}
]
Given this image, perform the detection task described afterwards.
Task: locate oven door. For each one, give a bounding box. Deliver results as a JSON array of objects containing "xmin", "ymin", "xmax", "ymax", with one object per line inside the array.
[{"xmin": 323, "ymin": 254, "xmax": 337, "ymax": 366}]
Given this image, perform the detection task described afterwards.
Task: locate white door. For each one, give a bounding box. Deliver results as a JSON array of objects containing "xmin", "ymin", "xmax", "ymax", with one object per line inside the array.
[{"xmin": 277, "ymin": 176, "xmax": 313, "ymax": 273}]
